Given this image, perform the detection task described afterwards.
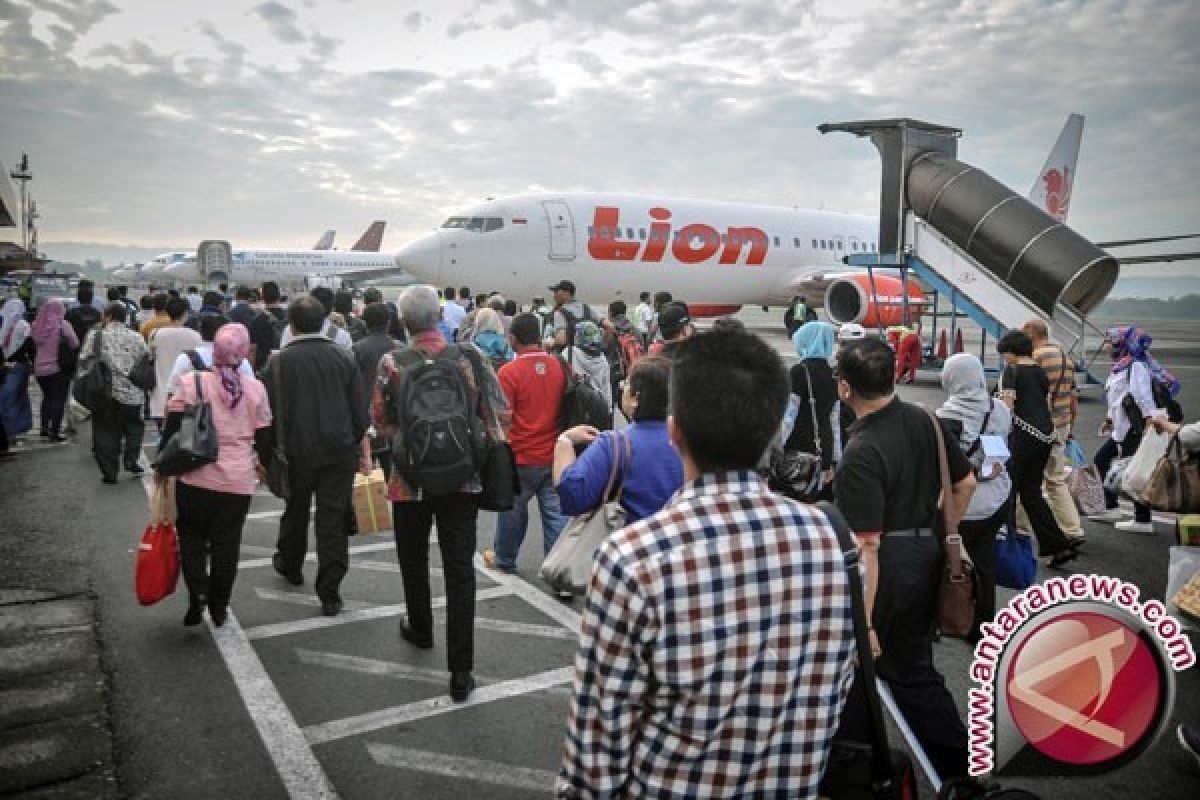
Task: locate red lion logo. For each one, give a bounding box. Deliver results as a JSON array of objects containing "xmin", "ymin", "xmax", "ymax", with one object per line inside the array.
[{"xmin": 1041, "ymin": 166, "xmax": 1071, "ymax": 221}]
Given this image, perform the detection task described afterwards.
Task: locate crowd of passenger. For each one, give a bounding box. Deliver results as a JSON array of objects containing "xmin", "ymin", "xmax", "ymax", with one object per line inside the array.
[{"xmin": 0, "ymin": 275, "xmax": 1192, "ymax": 797}]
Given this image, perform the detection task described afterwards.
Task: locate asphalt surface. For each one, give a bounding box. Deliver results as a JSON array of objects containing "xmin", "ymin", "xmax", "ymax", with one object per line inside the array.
[{"xmin": 1, "ymin": 312, "xmax": 1198, "ymax": 799}]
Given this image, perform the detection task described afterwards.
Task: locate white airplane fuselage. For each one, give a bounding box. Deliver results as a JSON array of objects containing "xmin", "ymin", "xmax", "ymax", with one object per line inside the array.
[
  {"xmin": 163, "ymin": 248, "xmax": 398, "ymax": 285},
  {"xmin": 393, "ymin": 193, "xmax": 878, "ymax": 306}
]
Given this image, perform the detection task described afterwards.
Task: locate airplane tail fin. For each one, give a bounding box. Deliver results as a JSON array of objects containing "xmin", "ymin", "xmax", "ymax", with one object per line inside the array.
[
  {"xmin": 1028, "ymin": 113, "xmax": 1084, "ymax": 222},
  {"xmin": 351, "ymin": 221, "xmax": 386, "ymax": 251},
  {"xmin": 313, "ymin": 230, "xmax": 335, "ymax": 250}
]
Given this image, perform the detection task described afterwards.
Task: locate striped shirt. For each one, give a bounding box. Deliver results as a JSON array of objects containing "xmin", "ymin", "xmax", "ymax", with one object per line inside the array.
[
  {"xmin": 559, "ymin": 471, "xmax": 855, "ymax": 799},
  {"xmin": 1034, "ymin": 344, "xmax": 1074, "ymax": 429}
]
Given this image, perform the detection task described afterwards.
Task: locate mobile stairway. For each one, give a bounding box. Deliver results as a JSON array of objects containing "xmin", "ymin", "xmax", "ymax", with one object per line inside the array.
[{"xmin": 818, "ymin": 119, "xmax": 1119, "ymax": 382}]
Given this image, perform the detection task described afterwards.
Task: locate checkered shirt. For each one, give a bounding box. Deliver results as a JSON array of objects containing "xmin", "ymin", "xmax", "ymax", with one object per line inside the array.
[{"xmin": 558, "ymin": 471, "xmax": 855, "ymax": 799}]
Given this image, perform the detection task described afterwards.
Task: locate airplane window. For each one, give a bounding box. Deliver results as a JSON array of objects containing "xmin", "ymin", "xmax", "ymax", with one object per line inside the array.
[
  {"xmin": 836, "ymin": 240, "xmax": 843, "ymax": 250},
  {"xmin": 673, "ymin": 231, "xmax": 681, "ymax": 241},
  {"xmin": 793, "ymin": 237, "xmax": 800, "ymax": 247},
  {"xmin": 626, "ymin": 227, "xmax": 634, "ymax": 239},
  {"xmin": 811, "ymin": 239, "xmax": 818, "ymax": 249},
  {"xmin": 821, "ymin": 240, "xmax": 828, "ymax": 250},
  {"xmin": 441, "ymin": 217, "xmax": 468, "ymax": 228},
  {"xmin": 466, "ymin": 217, "xmax": 485, "ymax": 232},
  {"xmin": 639, "ymin": 228, "xmax": 646, "ymax": 240},
  {"xmin": 773, "ymin": 236, "xmax": 780, "ymax": 247},
  {"xmin": 587, "ymin": 226, "xmax": 594, "ymax": 237},
  {"xmin": 484, "ymin": 217, "xmax": 504, "ymax": 233}
]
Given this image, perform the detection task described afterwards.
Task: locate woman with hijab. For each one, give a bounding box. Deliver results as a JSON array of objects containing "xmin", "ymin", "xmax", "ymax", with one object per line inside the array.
[
  {"xmin": 1, "ymin": 298, "xmax": 35, "ymax": 442},
  {"xmin": 159, "ymin": 324, "xmax": 273, "ymax": 627},
  {"xmin": 471, "ymin": 308, "xmax": 514, "ymax": 372},
  {"xmin": 567, "ymin": 320, "xmax": 612, "ymax": 411},
  {"xmin": 30, "ymin": 298, "xmax": 79, "ymax": 441},
  {"xmin": 937, "ymin": 353, "xmax": 1013, "ymax": 638},
  {"xmin": 1092, "ymin": 326, "xmax": 1180, "ymax": 533},
  {"xmin": 785, "ymin": 321, "xmax": 837, "ymax": 493}
]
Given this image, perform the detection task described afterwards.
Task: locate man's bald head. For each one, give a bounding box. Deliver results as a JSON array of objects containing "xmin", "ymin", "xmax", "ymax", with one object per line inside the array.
[{"xmin": 1022, "ymin": 319, "xmax": 1049, "ymax": 345}]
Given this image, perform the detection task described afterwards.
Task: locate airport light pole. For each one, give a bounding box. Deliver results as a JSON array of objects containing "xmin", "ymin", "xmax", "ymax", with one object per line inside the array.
[{"xmin": 9, "ymin": 154, "xmax": 32, "ymax": 270}]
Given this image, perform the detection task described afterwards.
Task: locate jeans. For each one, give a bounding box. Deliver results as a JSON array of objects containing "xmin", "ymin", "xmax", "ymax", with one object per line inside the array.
[
  {"xmin": 1095, "ymin": 436, "xmax": 1152, "ymax": 522},
  {"xmin": 494, "ymin": 464, "xmax": 567, "ymax": 572}
]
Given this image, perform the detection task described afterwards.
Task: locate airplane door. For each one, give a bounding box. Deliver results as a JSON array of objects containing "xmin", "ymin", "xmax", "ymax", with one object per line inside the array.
[
  {"xmin": 831, "ymin": 235, "xmax": 845, "ymax": 259},
  {"xmin": 543, "ymin": 201, "xmax": 575, "ymax": 260}
]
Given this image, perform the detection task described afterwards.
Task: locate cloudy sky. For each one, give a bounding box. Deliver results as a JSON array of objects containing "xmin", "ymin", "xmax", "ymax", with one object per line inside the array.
[{"xmin": 1, "ymin": 0, "xmax": 1197, "ymax": 260}]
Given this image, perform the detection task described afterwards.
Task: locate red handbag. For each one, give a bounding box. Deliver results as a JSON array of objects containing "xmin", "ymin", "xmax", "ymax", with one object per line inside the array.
[{"xmin": 137, "ymin": 480, "xmax": 180, "ymax": 606}]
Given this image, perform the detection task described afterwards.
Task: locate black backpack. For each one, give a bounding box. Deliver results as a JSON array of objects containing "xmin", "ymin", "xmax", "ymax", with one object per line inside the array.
[
  {"xmin": 1123, "ymin": 364, "xmax": 1183, "ymax": 426},
  {"xmin": 555, "ymin": 355, "xmax": 612, "ymax": 432},
  {"xmin": 391, "ymin": 345, "xmax": 485, "ymax": 495}
]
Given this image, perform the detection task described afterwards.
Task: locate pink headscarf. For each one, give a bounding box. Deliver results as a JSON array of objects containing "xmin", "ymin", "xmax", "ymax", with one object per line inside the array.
[
  {"xmin": 212, "ymin": 323, "xmax": 249, "ymax": 408},
  {"xmin": 31, "ymin": 297, "xmax": 66, "ymax": 344}
]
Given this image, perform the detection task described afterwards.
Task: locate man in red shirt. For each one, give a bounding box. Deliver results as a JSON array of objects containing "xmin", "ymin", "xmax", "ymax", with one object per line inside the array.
[{"xmin": 486, "ymin": 313, "xmax": 568, "ymax": 574}]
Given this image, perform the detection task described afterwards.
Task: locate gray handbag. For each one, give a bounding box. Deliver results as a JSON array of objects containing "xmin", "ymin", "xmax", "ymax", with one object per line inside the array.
[
  {"xmin": 152, "ymin": 372, "xmax": 219, "ymax": 476},
  {"xmin": 540, "ymin": 432, "xmax": 632, "ymax": 595}
]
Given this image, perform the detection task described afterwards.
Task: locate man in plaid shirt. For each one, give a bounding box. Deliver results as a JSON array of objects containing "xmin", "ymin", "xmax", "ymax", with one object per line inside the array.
[{"xmin": 559, "ymin": 329, "xmax": 856, "ymax": 799}]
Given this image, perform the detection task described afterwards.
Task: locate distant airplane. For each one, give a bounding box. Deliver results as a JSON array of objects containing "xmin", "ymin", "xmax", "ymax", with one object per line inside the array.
[
  {"xmin": 349, "ymin": 220, "xmax": 386, "ymax": 252},
  {"xmin": 313, "ymin": 230, "xmax": 335, "ymax": 250}
]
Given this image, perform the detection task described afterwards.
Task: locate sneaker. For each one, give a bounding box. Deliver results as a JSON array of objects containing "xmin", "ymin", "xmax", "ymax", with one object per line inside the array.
[
  {"xmin": 399, "ymin": 614, "xmax": 434, "ymax": 649},
  {"xmin": 482, "ymin": 548, "xmax": 497, "ymax": 569},
  {"xmin": 272, "ymin": 554, "xmax": 304, "ymax": 586},
  {"xmin": 1178, "ymin": 723, "xmax": 1200, "ymax": 770},
  {"xmin": 320, "ymin": 598, "xmax": 343, "ymax": 617},
  {"xmin": 449, "ymin": 670, "xmax": 474, "ymax": 703},
  {"xmin": 1088, "ymin": 509, "xmax": 1126, "ymax": 523},
  {"xmin": 1115, "ymin": 519, "xmax": 1154, "ymax": 534}
]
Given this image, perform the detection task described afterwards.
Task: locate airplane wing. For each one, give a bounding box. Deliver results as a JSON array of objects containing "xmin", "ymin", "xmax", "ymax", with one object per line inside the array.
[
  {"xmin": 1098, "ymin": 233, "xmax": 1200, "ymax": 248},
  {"xmin": 1116, "ymin": 252, "xmax": 1200, "ymax": 265}
]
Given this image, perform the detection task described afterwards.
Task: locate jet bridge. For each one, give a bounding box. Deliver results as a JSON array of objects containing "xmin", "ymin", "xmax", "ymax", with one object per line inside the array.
[{"xmin": 817, "ymin": 118, "xmax": 1118, "ymax": 377}]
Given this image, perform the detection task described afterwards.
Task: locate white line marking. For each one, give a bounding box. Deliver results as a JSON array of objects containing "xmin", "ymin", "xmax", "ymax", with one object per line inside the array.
[
  {"xmin": 238, "ymin": 541, "xmax": 394, "ymax": 569},
  {"xmin": 367, "ymin": 744, "xmax": 557, "ymax": 793},
  {"xmin": 472, "ymin": 553, "xmax": 582, "ymax": 632},
  {"xmin": 474, "ymin": 616, "xmax": 577, "ymax": 640},
  {"xmin": 244, "ymin": 585, "xmax": 514, "ymax": 640},
  {"xmin": 207, "ymin": 613, "xmax": 341, "ymax": 798},
  {"xmin": 241, "ymin": 544, "xmax": 276, "ymax": 555},
  {"xmin": 255, "ymin": 587, "xmax": 373, "ymax": 611},
  {"xmin": 293, "ymin": 648, "xmax": 572, "ymax": 696},
  {"xmin": 305, "ymin": 666, "xmax": 575, "ymax": 745},
  {"xmin": 137, "ymin": 467, "xmax": 339, "ymax": 798}
]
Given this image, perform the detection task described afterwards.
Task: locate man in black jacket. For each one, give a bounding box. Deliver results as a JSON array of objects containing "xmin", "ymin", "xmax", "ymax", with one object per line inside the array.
[{"xmin": 261, "ymin": 296, "xmax": 370, "ymax": 616}]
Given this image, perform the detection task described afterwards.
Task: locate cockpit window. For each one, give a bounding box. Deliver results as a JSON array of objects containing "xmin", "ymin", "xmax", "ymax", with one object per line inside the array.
[
  {"xmin": 484, "ymin": 217, "xmax": 504, "ymax": 233},
  {"xmin": 441, "ymin": 217, "xmax": 469, "ymax": 228},
  {"xmin": 466, "ymin": 217, "xmax": 485, "ymax": 232}
]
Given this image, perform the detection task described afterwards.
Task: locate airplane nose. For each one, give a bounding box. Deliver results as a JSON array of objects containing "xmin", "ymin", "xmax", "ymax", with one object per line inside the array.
[{"xmin": 394, "ymin": 232, "xmax": 442, "ymax": 283}]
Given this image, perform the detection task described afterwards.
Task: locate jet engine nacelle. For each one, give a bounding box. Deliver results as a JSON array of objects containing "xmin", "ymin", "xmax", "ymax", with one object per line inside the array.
[{"xmin": 823, "ymin": 273, "xmax": 927, "ymax": 328}]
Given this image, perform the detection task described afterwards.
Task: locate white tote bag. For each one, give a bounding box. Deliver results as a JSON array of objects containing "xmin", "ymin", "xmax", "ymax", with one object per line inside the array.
[{"xmin": 1122, "ymin": 427, "xmax": 1171, "ymax": 500}]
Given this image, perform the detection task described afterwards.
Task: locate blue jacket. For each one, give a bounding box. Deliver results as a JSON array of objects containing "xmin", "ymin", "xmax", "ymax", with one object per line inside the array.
[{"xmin": 556, "ymin": 421, "xmax": 684, "ymax": 524}]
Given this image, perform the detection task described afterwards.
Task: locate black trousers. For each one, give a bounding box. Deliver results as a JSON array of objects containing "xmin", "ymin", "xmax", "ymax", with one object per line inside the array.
[
  {"xmin": 36, "ymin": 371, "xmax": 70, "ymax": 436},
  {"xmin": 1095, "ymin": 436, "xmax": 1152, "ymax": 522},
  {"xmin": 393, "ymin": 494, "xmax": 479, "ymax": 673},
  {"xmin": 276, "ymin": 459, "xmax": 356, "ymax": 602},
  {"xmin": 1008, "ymin": 432, "xmax": 1070, "ymax": 557},
  {"xmin": 176, "ymin": 482, "xmax": 252, "ymax": 612},
  {"xmin": 959, "ymin": 502, "xmax": 1008, "ymax": 640},
  {"xmin": 836, "ymin": 534, "xmax": 969, "ymax": 782},
  {"xmin": 92, "ymin": 399, "xmax": 145, "ymax": 479}
]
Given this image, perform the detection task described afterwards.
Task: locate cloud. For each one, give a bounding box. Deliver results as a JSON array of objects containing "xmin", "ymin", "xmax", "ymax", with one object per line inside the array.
[{"xmin": 252, "ymin": 1, "xmax": 305, "ymax": 45}]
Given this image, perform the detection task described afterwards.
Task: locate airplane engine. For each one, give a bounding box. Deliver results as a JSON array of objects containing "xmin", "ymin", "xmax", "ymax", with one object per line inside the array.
[{"xmin": 823, "ymin": 273, "xmax": 926, "ymax": 328}]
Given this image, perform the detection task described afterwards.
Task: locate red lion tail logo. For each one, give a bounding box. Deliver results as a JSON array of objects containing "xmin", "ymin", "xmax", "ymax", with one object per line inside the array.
[{"xmin": 1041, "ymin": 166, "xmax": 1071, "ymax": 222}]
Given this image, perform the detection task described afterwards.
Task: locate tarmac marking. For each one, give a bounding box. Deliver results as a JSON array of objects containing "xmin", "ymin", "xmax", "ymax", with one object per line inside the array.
[
  {"xmin": 304, "ymin": 666, "xmax": 575, "ymax": 745},
  {"xmin": 293, "ymin": 648, "xmax": 572, "ymax": 696},
  {"xmin": 244, "ymin": 585, "xmax": 515, "ymax": 640},
  {"xmin": 206, "ymin": 613, "xmax": 342, "ymax": 799},
  {"xmin": 366, "ymin": 744, "xmax": 558, "ymax": 793},
  {"xmin": 255, "ymin": 587, "xmax": 374, "ymax": 611},
  {"xmin": 473, "ymin": 553, "xmax": 583, "ymax": 633},
  {"xmin": 238, "ymin": 541, "xmax": 395, "ymax": 569}
]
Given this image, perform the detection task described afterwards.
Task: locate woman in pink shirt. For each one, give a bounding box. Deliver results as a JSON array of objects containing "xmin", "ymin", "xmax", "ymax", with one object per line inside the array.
[
  {"xmin": 30, "ymin": 298, "xmax": 79, "ymax": 441},
  {"xmin": 161, "ymin": 324, "xmax": 272, "ymax": 627}
]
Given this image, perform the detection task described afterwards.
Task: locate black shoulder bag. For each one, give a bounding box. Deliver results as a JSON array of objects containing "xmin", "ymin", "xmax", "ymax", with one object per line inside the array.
[
  {"xmin": 768, "ymin": 362, "xmax": 826, "ymax": 502},
  {"xmin": 152, "ymin": 372, "xmax": 218, "ymax": 476},
  {"xmin": 73, "ymin": 329, "xmax": 111, "ymax": 412},
  {"xmin": 817, "ymin": 501, "xmax": 919, "ymax": 800}
]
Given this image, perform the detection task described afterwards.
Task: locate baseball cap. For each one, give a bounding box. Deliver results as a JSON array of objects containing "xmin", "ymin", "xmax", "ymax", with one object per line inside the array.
[
  {"xmin": 547, "ymin": 279, "xmax": 576, "ymax": 293},
  {"xmin": 657, "ymin": 302, "xmax": 691, "ymax": 337},
  {"xmin": 838, "ymin": 322, "xmax": 866, "ymax": 341}
]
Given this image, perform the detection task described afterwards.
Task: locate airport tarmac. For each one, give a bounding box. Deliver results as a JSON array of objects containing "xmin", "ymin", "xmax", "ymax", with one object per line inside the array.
[{"xmin": 1, "ymin": 314, "xmax": 1198, "ymax": 799}]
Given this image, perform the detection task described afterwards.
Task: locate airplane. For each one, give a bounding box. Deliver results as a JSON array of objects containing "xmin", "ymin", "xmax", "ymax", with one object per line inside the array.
[
  {"xmin": 313, "ymin": 230, "xmax": 336, "ymax": 250},
  {"xmin": 162, "ymin": 246, "xmax": 400, "ymax": 287},
  {"xmin": 390, "ymin": 114, "xmax": 1194, "ymax": 327}
]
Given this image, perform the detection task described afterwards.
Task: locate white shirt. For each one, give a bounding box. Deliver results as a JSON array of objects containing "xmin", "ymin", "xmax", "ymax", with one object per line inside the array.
[
  {"xmin": 1105, "ymin": 360, "xmax": 1161, "ymax": 443},
  {"xmin": 633, "ymin": 302, "xmax": 653, "ymax": 334},
  {"xmin": 167, "ymin": 343, "xmax": 254, "ymax": 398},
  {"xmin": 442, "ymin": 300, "xmax": 467, "ymax": 332},
  {"xmin": 186, "ymin": 293, "xmax": 203, "ymax": 313},
  {"xmin": 278, "ymin": 319, "xmax": 353, "ymax": 351}
]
